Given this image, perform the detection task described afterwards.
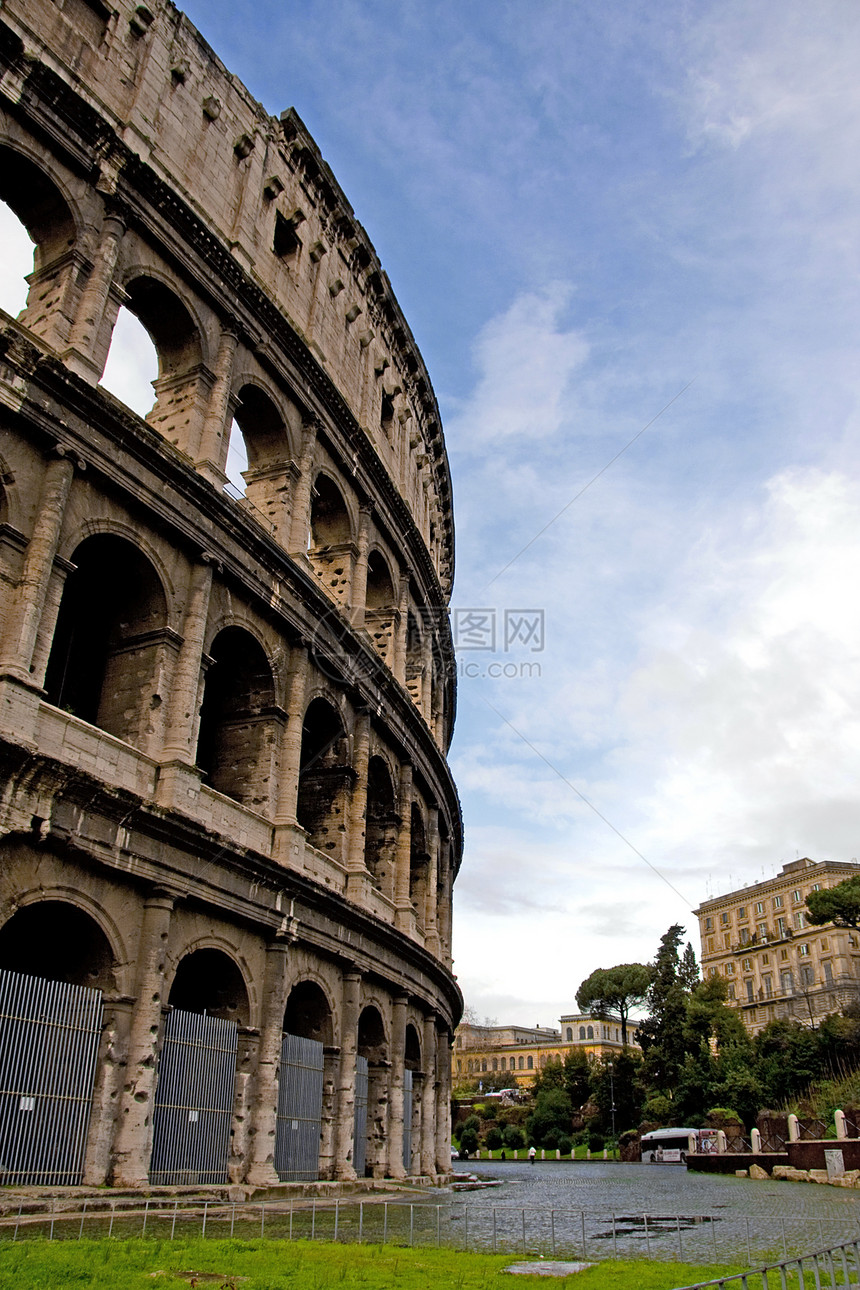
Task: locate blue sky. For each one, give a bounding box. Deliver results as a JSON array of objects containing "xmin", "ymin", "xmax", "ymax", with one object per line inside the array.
[{"xmin": 5, "ymin": 0, "xmax": 860, "ymax": 1027}]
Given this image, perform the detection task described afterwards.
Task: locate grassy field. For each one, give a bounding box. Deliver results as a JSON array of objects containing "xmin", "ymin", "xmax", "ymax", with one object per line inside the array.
[{"xmin": 0, "ymin": 1237, "xmax": 744, "ymax": 1290}]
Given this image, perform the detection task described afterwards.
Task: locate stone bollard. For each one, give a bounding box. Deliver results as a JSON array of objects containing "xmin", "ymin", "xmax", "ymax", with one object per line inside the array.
[
  {"xmin": 587, "ymin": 1149, "xmax": 591, "ymax": 1160},
  {"xmin": 603, "ymin": 1149, "xmax": 608, "ymax": 1159},
  {"xmin": 514, "ymin": 1149, "xmax": 518, "ymax": 1160},
  {"xmin": 717, "ymin": 1130, "xmax": 727, "ymax": 1154},
  {"xmin": 751, "ymin": 1128, "xmax": 762, "ymax": 1153},
  {"xmin": 836, "ymin": 1110, "xmax": 847, "ymax": 1140},
  {"xmin": 556, "ymin": 1149, "xmax": 561, "ymax": 1160},
  {"xmin": 541, "ymin": 1149, "xmax": 545, "ymax": 1160},
  {"xmin": 788, "ymin": 1114, "xmax": 799, "ymax": 1143}
]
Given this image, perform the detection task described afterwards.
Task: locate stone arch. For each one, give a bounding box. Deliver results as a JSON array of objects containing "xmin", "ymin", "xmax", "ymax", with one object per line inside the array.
[
  {"xmin": 405, "ymin": 1021, "xmax": 421, "ymax": 1071},
  {"xmin": 297, "ymin": 696, "xmax": 351, "ymax": 857},
  {"xmin": 0, "ymin": 144, "xmax": 78, "ymax": 337},
  {"xmin": 284, "ymin": 979, "xmax": 333, "ymax": 1046},
  {"xmin": 196, "ymin": 625, "xmax": 278, "ymax": 813},
  {"xmin": 309, "ymin": 473, "xmax": 354, "ymax": 604},
  {"xmin": 225, "ymin": 383, "xmax": 294, "ymax": 514},
  {"xmin": 365, "ymin": 549, "xmax": 396, "ymax": 663},
  {"xmin": 364, "ymin": 755, "xmax": 397, "ymax": 894},
  {"xmin": 0, "ymin": 898, "xmax": 117, "ymax": 993},
  {"xmin": 44, "ymin": 533, "xmax": 169, "ymax": 751},
  {"xmin": 409, "ymin": 801, "xmax": 429, "ymax": 928},
  {"xmin": 587, "ymin": 1025, "xmax": 594, "ymax": 1040},
  {"xmin": 167, "ymin": 946, "xmax": 250, "ymax": 1027}
]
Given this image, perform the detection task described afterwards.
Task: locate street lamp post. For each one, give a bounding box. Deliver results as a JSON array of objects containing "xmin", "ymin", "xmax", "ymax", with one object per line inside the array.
[{"xmin": 608, "ymin": 1060, "xmax": 617, "ymax": 1158}]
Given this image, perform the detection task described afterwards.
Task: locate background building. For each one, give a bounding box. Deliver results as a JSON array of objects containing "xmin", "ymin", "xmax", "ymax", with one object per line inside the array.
[
  {"xmin": 0, "ymin": 0, "xmax": 461, "ymax": 1187},
  {"xmin": 453, "ymin": 1013, "xmax": 636, "ymax": 1086},
  {"xmin": 695, "ymin": 858, "xmax": 860, "ymax": 1035}
]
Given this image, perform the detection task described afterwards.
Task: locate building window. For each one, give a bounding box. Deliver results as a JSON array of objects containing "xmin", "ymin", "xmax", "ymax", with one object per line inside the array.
[
  {"xmin": 587, "ymin": 1025, "xmax": 594, "ymax": 1039},
  {"xmin": 781, "ymin": 970, "xmax": 793, "ymax": 993},
  {"xmin": 708, "ymin": 938, "xmax": 715, "ymax": 952},
  {"xmin": 566, "ymin": 1027, "xmax": 573, "ymax": 1041},
  {"xmin": 579, "ymin": 1026, "xmax": 586, "ymax": 1040},
  {"xmin": 777, "ymin": 918, "xmax": 787, "ymax": 938},
  {"xmin": 755, "ymin": 901, "xmax": 764, "ymax": 914},
  {"xmin": 762, "ymin": 953, "xmax": 770, "ymax": 965},
  {"xmin": 738, "ymin": 906, "xmax": 747, "ymax": 920},
  {"xmin": 705, "ymin": 916, "xmax": 713, "ymax": 931},
  {"xmin": 780, "ymin": 948, "xmax": 788, "ymax": 960},
  {"xmin": 721, "ymin": 911, "xmax": 730, "ymax": 924},
  {"xmin": 482, "ymin": 1059, "xmax": 487, "ymax": 1072},
  {"xmin": 763, "ymin": 974, "xmax": 772, "ymax": 998},
  {"xmin": 757, "ymin": 923, "xmax": 767, "ymax": 942},
  {"xmin": 745, "ymin": 979, "xmax": 754, "ymax": 1001},
  {"xmin": 457, "ymin": 1060, "xmax": 462, "ymax": 1073},
  {"xmin": 799, "ymin": 965, "xmax": 814, "ymax": 987},
  {"xmin": 824, "ymin": 961, "xmax": 834, "ymax": 985},
  {"xmin": 727, "ymin": 984, "xmax": 736, "ymax": 999},
  {"xmin": 821, "ymin": 938, "xmax": 829, "ymax": 951},
  {"xmin": 723, "ymin": 933, "xmax": 731, "ymax": 948},
  {"xmin": 793, "ymin": 912, "xmax": 805, "ymax": 930},
  {"xmin": 740, "ymin": 928, "xmax": 750, "ymax": 945},
  {"xmin": 792, "ymin": 890, "xmax": 802, "ymax": 903},
  {"xmin": 812, "ymin": 883, "xmax": 821, "ymax": 891},
  {"xmin": 726, "ymin": 962, "xmax": 735, "ymax": 975},
  {"xmin": 742, "ymin": 957, "xmax": 751, "ymax": 971},
  {"xmin": 708, "ymin": 967, "xmax": 717, "ymax": 978},
  {"xmin": 773, "ymin": 895, "xmax": 783, "ymax": 909},
  {"xmin": 527, "ymin": 1056, "xmax": 533, "ymax": 1070},
  {"xmin": 518, "ymin": 1056, "xmax": 524, "ymax": 1070},
  {"xmin": 492, "ymin": 1058, "xmax": 498, "ymax": 1071},
  {"xmin": 799, "ymin": 943, "xmax": 810, "ymax": 957}
]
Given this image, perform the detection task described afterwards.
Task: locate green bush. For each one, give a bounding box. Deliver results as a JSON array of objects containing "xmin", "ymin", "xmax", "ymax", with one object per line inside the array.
[
  {"xmin": 557, "ymin": 1134, "xmax": 573, "ymax": 1156},
  {"xmin": 458, "ymin": 1127, "xmax": 479, "ymax": 1157},
  {"xmin": 462, "ymin": 1114, "xmax": 481, "ymax": 1135},
  {"xmin": 588, "ymin": 1132, "xmax": 605, "ymax": 1152},
  {"xmin": 485, "ymin": 1126, "xmax": 503, "ymax": 1150},
  {"xmin": 502, "ymin": 1124, "xmax": 525, "ymax": 1149},
  {"xmin": 482, "ymin": 1102, "xmax": 497, "ymax": 1120}
]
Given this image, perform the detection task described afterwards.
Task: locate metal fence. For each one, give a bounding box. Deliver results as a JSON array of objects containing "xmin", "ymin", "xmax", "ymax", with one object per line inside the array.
[
  {"xmin": 0, "ymin": 968, "xmax": 102, "ymax": 1186},
  {"xmin": 149, "ymin": 1009, "xmax": 237, "ymax": 1186},
  {"xmin": 403, "ymin": 1069, "xmax": 413, "ymax": 1173},
  {"xmin": 275, "ymin": 1033, "xmax": 324, "ymax": 1182},
  {"xmin": 673, "ymin": 1235, "xmax": 860, "ymax": 1289},
  {"xmin": 2, "ymin": 1197, "xmax": 860, "ymax": 1264},
  {"xmin": 352, "ymin": 1056, "xmax": 368, "ymax": 1178}
]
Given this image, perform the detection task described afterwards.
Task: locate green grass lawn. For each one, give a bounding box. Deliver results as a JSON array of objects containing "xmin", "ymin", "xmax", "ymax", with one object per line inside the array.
[{"xmin": 0, "ymin": 1237, "xmax": 744, "ymax": 1290}]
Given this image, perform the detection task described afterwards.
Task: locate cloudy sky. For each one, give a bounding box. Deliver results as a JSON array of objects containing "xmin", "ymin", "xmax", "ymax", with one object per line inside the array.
[{"xmin": 4, "ymin": 0, "xmax": 860, "ymax": 1028}]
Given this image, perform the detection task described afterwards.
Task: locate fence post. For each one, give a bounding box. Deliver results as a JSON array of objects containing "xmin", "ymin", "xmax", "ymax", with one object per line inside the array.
[
  {"xmin": 311, "ymin": 1199, "xmax": 316, "ymax": 1241},
  {"xmin": 677, "ymin": 1214, "xmax": 682, "ymax": 1260},
  {"xmin": 751, "ymin": 1128, "xmax": 762, "ymax": 1153},
  {"xmin": 261, "ymin": 1203, "xmax": 265, "ymax": 1238},
  {"xmin": 612, "ymin": 1212, "xmax": 617, "ymax": 1258},
  {"xmin": 359, "ymin": 1202, "xmax": 363, "ymax": 1243},
  {"xmin": 202, "ymin": 1201, "xmax": 207, "ymax": 1239},
  {"xmin": 551, "ymin": 1210, "xmax": 556, "ymax": 1257},
  {"xmin": 49, "ymin": 1201, "xmax": 55, "ymax": 1242},
  {"xmin": 836, "ymin": 1111, "xmax": 847, "ymax": 1141},
  {"xmin": 383, "ymin": 1202, "xmax": 388, "ymax": 1245},
  {"xmin": 410, "ymin": 1205, "xmax": 414, "ymax": 1248},
  {"xmin": 230, "ymin": 1203, "xmax": 235, "ymax": 1239},
  {"xmin": 788, "ymin": 1114, "xmax": 799, "ymax": 1143},
  {"xmin": 334, "ymin": 1200, "xmax": 339, "ymax": 1242},
  {"xmin": 521, "ymin": 1208, "xmax": 526, "ymax": 1254},
  {"xmin": 108, "ymin": 1205, "xmax": 115, "ymax": 1239},
  {"xmin": 78, "ymin": 1200, "xmax": 87, "ymax": 1240},
  {"xmin": 746, "ymin": 1216, "xmax": 752, "ymax": 1265},
  {"xmin": 13, "ymin": 1203, "xmax": 21, "ymax": 1242},
  {"xmin": 437, "ymin": 1205, "xmax": 441, "ymax": 1248},
  {"xmin": 493, "ymin": 1208, "xmax": 497, "ymax": 1253},
  {"xmin": 581, "ymin": 1211, "xmax": 587, "ymax": 1259},
  {"xmin": 643, "ymin": 1214, "xmax": 650, "ymax": 1257}
]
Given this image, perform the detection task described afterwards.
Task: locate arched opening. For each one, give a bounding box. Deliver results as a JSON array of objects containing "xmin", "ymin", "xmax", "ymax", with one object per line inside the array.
[
  {"xmin": 284, "ymin": 980, "xmax": 333, "ymax": 1046},
  {"xmin": 196, "ymin": 627, "xmax": 277, "ymax": 812},
  {"xmin": 0, "ymin": 900, "xmax": 115, "ymax": 992},
  {"xmin": 309, "ymin": 474, "xmax": 352, "ymax": 604},
  {"xmin": 276, "ymin": 980, "xmax": 334, "ymax": 1182},
  {"xmin": 0, "ymin": 150, "xmax": 76, "ymax": 348},
  {"xmin": 151, "ymin": 949, "xmax": 248, "ymax": 1186},
  {"xmin": 364, "ymin": 756, "xmax": 398, "ymax": 895},
  {"xmin": 103, "ymin": 276, "xmax": 203, "ymax": 449},
  {"xmin": 405, "ymin": 609, "xmax": 424, "ymax": 709},
  {"xmin": 409, "ymin": 803, "xmax": 429, "ymax": 930},
  {"xmin": 168, "ymin": 948, "xmax": 250, "ymax": 1026},
  {"xmin": 405, "ymin": 1023, "xmax": 421, "ymax": 1072},
  {"xmin": 579, "ymin": 1026, "xmax": 586, "ymax": 1040},
  {"xmin": 355, "ymin": 1004, "xmax": 388, "ymax": 1178},
  {"xmin": 225, "ymin": 385, "xmax": 291, "ymax": 521},
  {"xmin": 365, "ymin": 551, "xmax": 396, "ymax": 662},
  {"xmin": 0, "ymin": 900, "xmax": 113, "ymax": 1185},
  {"xmin": 100, "ymin": 306, "xmax": 159, "ymax": 416},
  {"xmin": 403, "ymin": 1020, "xmax": 422, "ymax": 1176},
  {"xmin": 0, "ymin": 200, "xmax": 35, "ymax": 316},
  {"xmin": 44, "ymin": 534, "xmax": 168, "ymax": 752},
  {"xmin": 587, "ymin": 1025, "xmax": 594, "ymax": 1040},
  {"xmin": 296, "ymin": 698, "xmax": 351, "ymax": 858}
]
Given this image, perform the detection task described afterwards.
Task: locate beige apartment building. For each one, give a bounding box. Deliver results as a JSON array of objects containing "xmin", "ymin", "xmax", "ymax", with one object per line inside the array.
[
  {"xmin": 695, "ymin": 858, "xmax": 860, "ymax": 1035},
  {"xmin": 452, "ymin": 1014, "xmax": 635, "ymax": 1087}
]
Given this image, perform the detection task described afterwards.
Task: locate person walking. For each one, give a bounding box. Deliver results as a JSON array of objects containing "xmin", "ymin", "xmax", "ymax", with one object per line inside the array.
[{"xmin": 528, "ymin": 1146, "xmax": 536, "ymax": 1164}]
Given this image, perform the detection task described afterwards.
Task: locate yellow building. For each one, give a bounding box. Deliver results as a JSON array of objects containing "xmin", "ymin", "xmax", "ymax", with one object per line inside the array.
[
  {"xmin": 695, "ymin": 857, "xmax": 860, "ymax": 1035},
  {"xmin": 452, "ymin": 1014, "xmax": 636, "ymax": 1088}
]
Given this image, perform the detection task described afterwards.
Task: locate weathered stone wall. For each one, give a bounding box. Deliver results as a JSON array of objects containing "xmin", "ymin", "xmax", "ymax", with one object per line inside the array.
[{"xmin": 0, "ymin": 0, "xmax": 461, "ymax": 1188}]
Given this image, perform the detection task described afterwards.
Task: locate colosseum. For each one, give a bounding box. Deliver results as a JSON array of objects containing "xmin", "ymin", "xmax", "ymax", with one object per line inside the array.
[{"xmin": 0, "ymin": 0, "xmax": 461, "ymax": 1187}]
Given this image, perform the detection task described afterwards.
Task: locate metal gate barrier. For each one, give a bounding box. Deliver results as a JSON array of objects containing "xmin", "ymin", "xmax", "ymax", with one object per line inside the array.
[
  {"xmin": 149, "ymin": 1009, "xmax": 237, "ymax": 1185},
  {"xmin": 0, "ymin": 967, "xmax": 103, "ymax": 1185},
  {"xmin": 353, "ymin": 1054, "xmax": 368, "ymax": 1177},
  {"xmin": 403, "ymin": 1067, "xmax": 413, "ymax": 1172},
  {"xmin": 274, "ymin": 1032, "xmax": 323, "ymax": 1181}
]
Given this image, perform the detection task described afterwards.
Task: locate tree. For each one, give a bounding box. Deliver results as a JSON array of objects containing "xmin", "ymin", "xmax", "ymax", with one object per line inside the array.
[
  {"xmin": 635, "ymin": 924, "xmax": 690, "ymax": 1093},
  {"xmin": 526, "ymin": 1088, "xmax": 573, "ymax": 1147},
  {"xmin": 576, "ymin": 962, "xmax": 652, "ymax": 1046},
  {"xmin": 806, "ymin": 876, "xmax": 860, "ymax": 929},
  {"xmin": 679, "ymin": 942, "xmax": 700, "ymax": 991}
]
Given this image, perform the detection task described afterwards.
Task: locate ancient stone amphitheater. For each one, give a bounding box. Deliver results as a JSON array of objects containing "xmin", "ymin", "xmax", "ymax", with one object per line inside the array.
[{"xmin": 0, "ymin": 0, "xmax": 461, "ymax": 1188}]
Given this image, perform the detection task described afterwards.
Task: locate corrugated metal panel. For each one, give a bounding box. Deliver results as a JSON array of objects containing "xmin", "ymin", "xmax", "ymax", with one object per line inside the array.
[
  {"xmin": 0, "ymin": 967, "xmax": 102, "ymax": 1185},
  {"xmin": 353, "ymin": 1054, "xmax": 368, "ymax": 1177},
  {"xmin": 274, "ymin": 1032, "xmax": 323, "ymax": 1181},
  {"xmin": 149, "ymin": 1009, "xmax": 237, "ymax": 1185},
  {"xmin": 403, "ymin": 1067, "xmax": 413, "ymax": 1172}
]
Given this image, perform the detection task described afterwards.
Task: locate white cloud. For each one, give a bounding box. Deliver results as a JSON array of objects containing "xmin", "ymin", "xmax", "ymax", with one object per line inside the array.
[{"xmin": 0, "ymin": 202, "xmax": 34, "ymax": 317}]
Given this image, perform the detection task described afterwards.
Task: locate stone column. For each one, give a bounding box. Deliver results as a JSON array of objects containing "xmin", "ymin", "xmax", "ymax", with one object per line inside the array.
[
  {"xmin": 245, "ymin": 937, "xmax": 290, "ymax": 1184},
  {"xmin": 273, "ymin": 645, "xmax": 309, "ymax": 835},
  {"xmin": 63, "ymin": 210, "xmax": 126, "ymax": 381},
  {"xmin": 420, "ymin": 1013, "xmax": 437, "ymax": 1177},
  {"xmin": 438, "ymin": 845, "xmax": 453, "ymax": 963},
  {"xmin": 393, "ymin": 762, "xmax": 413, "ymax": 932},
  {"xmin": 350, "ymin": 505, "xmax": 372, "ymax": 629},
  {"xmin": 435, "ymin": 1025, "xmax": 452, "ymax": 1174},
  {"xmin": 345, "ymin": 710, "xmax": 371, "ymax": 899},
  {"xmin": 0, "ymin": 452, "xmax": 75, "ymax": 683},
  {"xmin": 333, "ymin": 969, "xmax": 361, "ymax": 1180},
  {"xmin": 319, "ymin": 1046, "xmax": 339, "ymax": 1179},
  {"xmin": 393, "ymin": 575, "xmax": 409, "ymax": 684},
  {"xmin": 83, "ymin": 998, "xmax": 130, "ymax": 1184},
  {"xmin": 421, "ymin": 632, "xmax": 433, "ymax": 720},
  {"xmin": 386, "ymin": 994, "xmax": 408, "ymax": 1178},
  {"xmin": 195, "ymin": 327, "xmax": 239, "ymax": 482},
  {"xmin": 424, "ymin": 808, "xmax": 440, "ymax": 956},
  {"xmin": 287, "ymin": 420, "xmax": 318, "ymax": 557},
  {"xmin": 110, "ymin": 890, "xmax": 174, "ymax": 1186},
  {"xmin": 160, "ymin": 560, "xmax": 214, "ymax": 762}
]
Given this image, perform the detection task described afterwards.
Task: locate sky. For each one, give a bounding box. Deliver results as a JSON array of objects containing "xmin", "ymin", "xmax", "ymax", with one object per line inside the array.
[{"xmin": 4, "ymin": 0, "xmax": 860, "ymax": 1029}]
